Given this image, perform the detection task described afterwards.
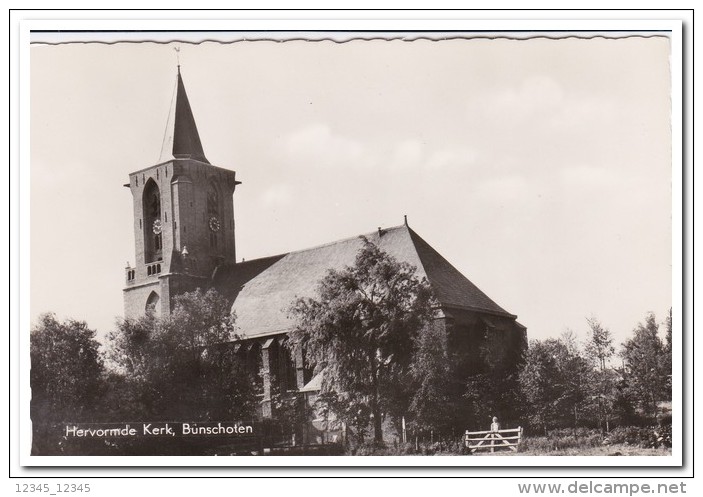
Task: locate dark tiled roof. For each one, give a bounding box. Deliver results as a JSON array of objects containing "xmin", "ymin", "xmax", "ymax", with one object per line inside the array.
[
  {"xmin": 406, "ymin": 228, "xmax": 513, "ymax": 317},
  {"xmin": 211, "ymin": 225, "xmax": 515, "ymax": 339}
]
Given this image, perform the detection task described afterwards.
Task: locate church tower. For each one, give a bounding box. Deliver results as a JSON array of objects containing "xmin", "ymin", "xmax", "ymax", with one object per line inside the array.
[{"xmin": 123, "ymin": 68, "xmax": 240, "ymax": 318}]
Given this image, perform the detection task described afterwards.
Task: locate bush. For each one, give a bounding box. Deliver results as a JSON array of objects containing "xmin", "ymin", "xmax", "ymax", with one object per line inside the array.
[
  {"xmin": 521, "ymin": 428, "xmax": 603, "ymax": 453},
  {"xmin": 607, "ymin": 426, "xmax": 671, "ymax": 448},
  {"xmin": 656, "ymin": 424, "xmax": 672, "ymax": 448},
  {"xmin": 420, "ymin": 440, "xmax": 467, "ymax": 455},
  {"xmin": 349, "ymin": 438, "xmax": 467, "ymax": 455},
  {"xmin": 658, "ymin": 413, "xmax": 672, "ymax": 426},
  {"xmin": 351, "ymin": 441, "xmax": 416, "ymax": 456}
]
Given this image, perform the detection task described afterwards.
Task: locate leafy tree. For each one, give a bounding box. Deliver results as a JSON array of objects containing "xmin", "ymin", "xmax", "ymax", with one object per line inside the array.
[
  {"xmin": 665, "ymin": 308, "xmax": 673, "ymax": 358},
  {"xmin": 408, "ymin": 321, "xmax": 456, "ymax": 434},
  {"xmin": 620, "ymin": 312, "xmax": 668, "ymax": 420},
  {"xmin": 519, "ymin": 335, "xmax": 592, "ymax": 434},
  {"xmin": 611, "ymin": 368, "xmax": 644, "ymax": 426},
  {"xmin": 519, "ymin": 339, "xmax": 559, "ymax": 434},
  {"xmin": 662, "ymin": 308, "xmax": 673, "ymax": 400},
  {"xmin": 587, "ymin": 367, "xmax": 619, "ymax": 432},
  {"xmin": 584, "ymin": 317, "xmax": 617, "ymax": 431},
  {"xmin": 288, "ymin": 237, "xmax": 435, "ymax": 443},
  {"xmin": 107, "ymin": 288, "xmax": 256, "ymax": 421},
  {"xmin": 557, "ymin": 333, "xmax": 593, "ymax": 430},
  {"xmin": 585, "ymin": 317, "xmax": 615, "ymax": 371},
  {"xmin": 271, "ymin": 391, "xmax": 311, "ymax": 446},
  {"xmin": 30, "ymin": 313, "xmax": 104, "ymax": 454},
  {"xmin": 560, "ymin": 328, "xmax": 580, "ymax": 356}
]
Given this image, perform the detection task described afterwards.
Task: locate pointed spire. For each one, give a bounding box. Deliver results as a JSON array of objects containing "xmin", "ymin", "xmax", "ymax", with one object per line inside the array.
[{"xmin": 159, "ymin": 69, "xmax": 210, "ymax": 164}]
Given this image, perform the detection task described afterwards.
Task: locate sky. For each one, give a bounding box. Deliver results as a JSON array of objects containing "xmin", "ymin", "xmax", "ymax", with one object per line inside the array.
[{"xmin": 29, "ymin": 33, "xmax": 673, "ymax": 348}]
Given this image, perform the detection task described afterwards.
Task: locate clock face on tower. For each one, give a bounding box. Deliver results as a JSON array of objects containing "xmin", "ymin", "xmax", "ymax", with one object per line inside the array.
[
  {"xmin": 152, "ymin": 219, "xmax": 162, "ymax": 235},
  {"xmin": 208, "ymin": 216, "xmax": 221, "ymax": 232}
]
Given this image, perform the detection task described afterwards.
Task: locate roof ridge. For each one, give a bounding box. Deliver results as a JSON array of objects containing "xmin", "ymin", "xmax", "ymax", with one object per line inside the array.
[
  {"xmin": 233, "ymin": 253, "xmax": 289, "ymax": 265},
  {"xmin": 236, "ymin": 224, "xmax": 409, "ymax": 264}
]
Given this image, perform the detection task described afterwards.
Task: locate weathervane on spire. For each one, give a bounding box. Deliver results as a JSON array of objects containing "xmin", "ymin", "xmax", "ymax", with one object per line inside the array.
[{"xmin": 174, "ymin": 46, "xmax": 181, "ymax": 73}]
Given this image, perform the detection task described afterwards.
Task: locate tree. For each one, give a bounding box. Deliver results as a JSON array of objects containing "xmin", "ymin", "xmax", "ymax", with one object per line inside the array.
[
  {"xmin": 585, "ymin": 317, "xmax": 615, "ymax": 371},
  {"xmin": 620, "ymin": 312, "xmax": 668, "ymax": 420},
  {"xmin": 107, "ymin": 288, "xmax": 256, "ymax": 422},
  {"xmin": 519, "ymin": 339, "xmax": 559, "ymax": 434},
  {"xmin": 665, "ymin": 308, "xmax": 673, "ymax": 357},
  {"xmin": 288, "ymin": 237, "xmax": 435, "ymax": 444},
  {"xmin": 518, "ymin": 335, "xmax": 592, "ymax": 434},
  {"xmin": 408, "ymin": 321, "xmax": 456, "ymax": 435},
  {"xmin": 555, "ymin": 332, "xmax": 593, "ymax": 431},
  {"xmin": 662, "ymin": 308, "xmax": 673, "ymax": 399},
  {"xmin": 584, "ymin": 317, "xmax": 617, "ymax": 431},
  {"xmin": 30, "ymin": 313, "xmax": 104, "ymax": 454}
]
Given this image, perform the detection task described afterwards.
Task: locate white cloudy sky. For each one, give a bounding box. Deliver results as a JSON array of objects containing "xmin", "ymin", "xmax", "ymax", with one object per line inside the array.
[{"xmin": 29, "ymin": 34, "xmax": 673, "ymax": 347}]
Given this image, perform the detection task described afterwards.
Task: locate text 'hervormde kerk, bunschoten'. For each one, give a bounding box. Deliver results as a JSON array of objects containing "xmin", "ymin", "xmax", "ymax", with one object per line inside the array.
[{"xmin": 64, "ymin": 422, "xmax": 254, "ymax": 438}]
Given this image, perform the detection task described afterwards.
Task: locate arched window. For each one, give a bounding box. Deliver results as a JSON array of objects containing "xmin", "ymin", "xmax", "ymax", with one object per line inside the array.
[
  {"xmin": 145, "ymin": 291, "xmax": 160, "ymax": 315},
  {"xmin": 247, "ymin": 342, "xmax": 263, "ymax": 396},
  {"xmin": 280, "ymin": 345, "xmax": 298, "ymax": 391},
  {"xmin": 143, "ymin": 179, "xmax": 162, "ymax": 263}
]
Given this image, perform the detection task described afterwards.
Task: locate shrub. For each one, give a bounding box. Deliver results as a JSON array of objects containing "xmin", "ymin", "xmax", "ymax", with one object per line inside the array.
[
  {"xmin": 656, "ymin": 424, "xmax": 672, "ymax": 448},
  {"xmin": 351, "ymin": 441, "xmax": 416, "ymax": 456},
  {"xmin": 349, "ymin": 439, "xmax": 467, "ymax": 455},
  {"xmin": 420, "ymin": 440, "xmax": 466, "ymax": 455},
  {"xmin": 520, "ymin": 428, "xmax": 603, "ymax": 453},
  {"xmin": 607, "ymin": 426, "xmax": 671, "ymax": 448}
]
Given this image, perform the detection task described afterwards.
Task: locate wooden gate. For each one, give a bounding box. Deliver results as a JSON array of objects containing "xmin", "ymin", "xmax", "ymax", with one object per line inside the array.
[{"xmin": 464, "ymin": 427, "xmax": 523, "ymax": 453}]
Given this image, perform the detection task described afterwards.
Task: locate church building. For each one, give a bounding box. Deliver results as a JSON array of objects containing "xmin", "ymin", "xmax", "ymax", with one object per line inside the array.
[{"xmin": 123, "ymin": 69, "xmax": 527, "ymax": 420}]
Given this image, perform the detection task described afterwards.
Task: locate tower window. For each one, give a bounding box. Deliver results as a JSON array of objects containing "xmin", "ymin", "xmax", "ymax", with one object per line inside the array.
[{"xmin": 143, "ymin": 179, "xmax": 162, "ymax": 263}]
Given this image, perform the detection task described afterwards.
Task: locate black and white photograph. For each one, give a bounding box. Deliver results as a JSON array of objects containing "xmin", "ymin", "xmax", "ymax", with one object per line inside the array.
[{"xmin": 22, "ymin": 24, "xmax": 681, "ymax": 466}]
